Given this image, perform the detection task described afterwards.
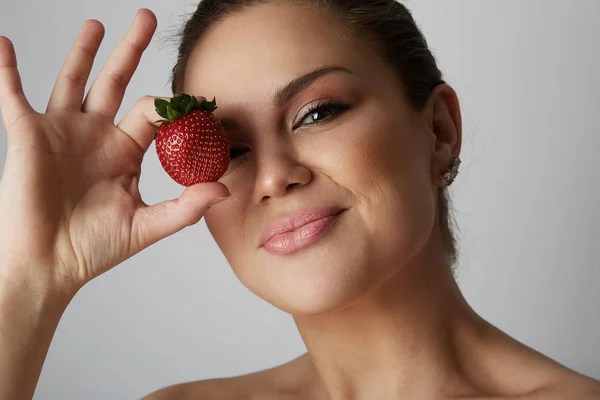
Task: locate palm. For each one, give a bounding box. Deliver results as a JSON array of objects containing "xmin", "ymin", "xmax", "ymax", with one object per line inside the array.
[{"xmin": 2, "ymin": 111, "xmax": 143, "ymax": 282}]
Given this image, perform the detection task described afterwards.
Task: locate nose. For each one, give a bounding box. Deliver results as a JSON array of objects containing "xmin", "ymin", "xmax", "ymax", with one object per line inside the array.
[{"xmin": 252, "ymin": 143, "xmax": 312, "ymax": 204}]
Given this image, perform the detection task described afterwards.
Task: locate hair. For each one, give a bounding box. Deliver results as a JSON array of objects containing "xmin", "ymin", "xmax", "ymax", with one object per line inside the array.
[{"xmin": 168, "ymin": 0, "xmax": 459, "ymax": 268}]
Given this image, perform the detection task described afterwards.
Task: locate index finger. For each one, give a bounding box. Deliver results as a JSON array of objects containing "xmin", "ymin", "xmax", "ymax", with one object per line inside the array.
[
  {"xmin": 0, "ymin": 36, "xmax": 36, "ymax": 130},
  {"xmin": 116, "ymin": 95, "xmax": 164, "ymax": 152}
]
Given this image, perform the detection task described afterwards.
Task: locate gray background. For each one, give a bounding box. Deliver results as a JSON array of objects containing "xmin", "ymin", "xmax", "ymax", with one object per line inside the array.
[{"xmin": 0, "ymin": 0, "xmax": 598, "ymax": 398}]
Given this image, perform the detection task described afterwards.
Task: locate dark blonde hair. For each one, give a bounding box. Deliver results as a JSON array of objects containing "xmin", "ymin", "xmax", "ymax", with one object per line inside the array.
[{"xmin": 169, "ymin": 0, "xmax": 458, "ymax": 267}]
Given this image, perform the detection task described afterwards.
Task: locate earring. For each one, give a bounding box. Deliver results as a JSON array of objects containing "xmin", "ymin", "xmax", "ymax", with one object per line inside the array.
[{"xmin": 441, "ymin": 156, "xmax": 461, "ymax": 187}]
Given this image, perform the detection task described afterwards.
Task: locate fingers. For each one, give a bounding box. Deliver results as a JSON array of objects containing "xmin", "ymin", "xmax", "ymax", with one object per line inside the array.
[
  {"xmin": 130, "ymin": 182, "xmax": 231, "ymax": 254},
  {"xmin": 0, "ymin": 36, "xmax": 36, "ymax": 129},
  {"xmin": 82, "ymin": 9, "xmax": 157, "ymax": 119},
  {"xmin": 46, "ymin": 20, "xmax": 105, "ymax": 113},
  {"xmin": 116, "ymin": 95, "xmax": 166, "ymax": 152}
]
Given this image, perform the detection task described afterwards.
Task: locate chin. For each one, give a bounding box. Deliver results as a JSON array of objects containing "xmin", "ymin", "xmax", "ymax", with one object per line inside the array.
[
  {"xmin": 223, "ymin": 209, "xmax": 370, "ymax": 315},
  {"xmin": 244, "ymin": 259, "xmax": 375, "ymax": 316},
  {"xmin": 207, "ymin": 202, "xmax": 435, "ymax": 316},
  {"xmin": 235, "ymin": 234, "xmax": 388, "ymax": 316}
]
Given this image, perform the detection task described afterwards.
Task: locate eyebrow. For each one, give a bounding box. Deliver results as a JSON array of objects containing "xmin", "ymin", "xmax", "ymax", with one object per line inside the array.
[
  {"xmin": 271, "ymin": 65, "xmax": 355, "ymax": 108},
  {"xmin": 218, "ymin": 65, "xmax": 354, "ymax": 132}
]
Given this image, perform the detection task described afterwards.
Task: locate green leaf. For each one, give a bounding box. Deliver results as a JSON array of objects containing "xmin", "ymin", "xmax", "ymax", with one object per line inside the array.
[
  {"xmin": 179, "ymin": 94, "xmax": 192, "ymax": 114},
  {"xmin": 200, "ymin": 97, "xmax": 217, "ymax": 113},
  {"xmin": 184, "ymin": 97, "xmax": 195, "ymax": 114},
  {"xmin": 159, "ymin": 93, "xmax": 219, "ymax": 121},
  {"xmin": 170, "ymin": 95, "xmax": 184, "ymax": 114},
  {"xmin": 167, "ymin": 107, "xmax": 182, "ymax": 121},
  {"xmin": 154, "ymin": 98, "xmax": 170, "ymax": 119}
]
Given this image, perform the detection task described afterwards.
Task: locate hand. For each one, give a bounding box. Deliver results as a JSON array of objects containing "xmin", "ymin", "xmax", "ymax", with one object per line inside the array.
[{"xmin": 0, "ymin": 9, "xmax": 230, "ymax": 297}]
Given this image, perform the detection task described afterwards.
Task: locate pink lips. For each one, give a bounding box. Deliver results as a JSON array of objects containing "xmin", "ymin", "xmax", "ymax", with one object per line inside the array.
[{"xmin": 260, "ymin": 207, "xmax": 344, "ymax": 256}]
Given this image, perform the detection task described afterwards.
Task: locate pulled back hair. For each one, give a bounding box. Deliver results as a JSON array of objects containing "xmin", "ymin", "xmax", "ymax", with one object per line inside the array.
[{"xmin": 168, "ymin": 0, "xmax": 459, "ymax": 268}]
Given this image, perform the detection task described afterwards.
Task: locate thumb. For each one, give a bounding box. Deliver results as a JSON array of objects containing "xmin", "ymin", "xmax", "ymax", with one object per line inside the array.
[{"xmin": 130, "ymin": 182, "xmax": 230, "ymax": 252}]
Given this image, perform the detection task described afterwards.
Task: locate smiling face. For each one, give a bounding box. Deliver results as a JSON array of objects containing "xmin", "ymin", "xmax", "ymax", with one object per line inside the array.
[{"xmin": 183, "ymin": 2, "xmax": 445, "ymax": 315}]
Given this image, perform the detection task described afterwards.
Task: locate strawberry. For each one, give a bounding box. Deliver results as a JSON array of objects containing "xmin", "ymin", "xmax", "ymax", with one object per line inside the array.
[{"xmin": 153, "ymin": 93, "xmax": 230, "ymax": 186}]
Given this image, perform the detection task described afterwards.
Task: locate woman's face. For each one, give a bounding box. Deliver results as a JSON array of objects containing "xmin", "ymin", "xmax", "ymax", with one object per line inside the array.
[{"xmin": 184, "ymin": 2, "xmax": 443, "ymax": 315}]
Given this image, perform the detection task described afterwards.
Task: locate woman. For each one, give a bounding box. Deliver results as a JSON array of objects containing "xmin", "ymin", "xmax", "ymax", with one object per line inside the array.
[{"xmin": 0, "ymin": 0, "xmax": 598, "ymax": 398}]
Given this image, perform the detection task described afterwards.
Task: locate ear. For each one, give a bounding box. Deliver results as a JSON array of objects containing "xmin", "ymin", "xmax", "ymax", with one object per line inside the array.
[{"xmin": 424, "ymin": 84, "xmax": 462, "ymax": 186}]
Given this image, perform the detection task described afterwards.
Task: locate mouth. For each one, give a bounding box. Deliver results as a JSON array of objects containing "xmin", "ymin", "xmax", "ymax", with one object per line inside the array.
[{"xmin": 260, "ymin": 207, "xmax": 345, "ymax": 256}]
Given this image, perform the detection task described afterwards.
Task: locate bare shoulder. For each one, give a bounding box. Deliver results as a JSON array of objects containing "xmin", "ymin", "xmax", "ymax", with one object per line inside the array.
[
  {"xmin": 551, "ymin": 374, "xmax": 600, "ymax": 399},
  {"xmin": 521, "ymin": 373, "xmax": 600, "ymax": 400},
  {"xmin": 464, "ymin": 373, "xmax": 600, "ymax": 400},
  {"xmin": 140, "ymin": 369, "xmax": 284, "ymax": 400},
  {"xmin": 140, "ymin": 354, "xmax": 316, "ymax": 400},
  {"xmin": 140, "ymin": 376, "xmax": 257, "ymax": 400},
  {"xmin": 478, "ymin": 322, "xmax": 600, "ymax": 399}
]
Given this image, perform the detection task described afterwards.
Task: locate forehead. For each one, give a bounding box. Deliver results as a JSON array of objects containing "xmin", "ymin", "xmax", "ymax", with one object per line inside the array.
[{"xmin": 183, "ymin": 2, "xmax": 381, "ymax": 98}]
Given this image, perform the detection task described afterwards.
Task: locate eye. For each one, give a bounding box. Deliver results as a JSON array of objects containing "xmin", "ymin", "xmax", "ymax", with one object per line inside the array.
[
  {"xmin": 295, "ymin": 100, "xmax": 350, "ymax": 129},
  {"xmin": 229, "ymin": 146, "xmax": 250, "ymax": 161}
]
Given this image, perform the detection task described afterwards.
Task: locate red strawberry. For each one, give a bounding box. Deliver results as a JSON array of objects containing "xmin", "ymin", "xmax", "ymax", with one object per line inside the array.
[{"xmin": 153, "ymin": 94, "xmax": 230, "ymax": 186}]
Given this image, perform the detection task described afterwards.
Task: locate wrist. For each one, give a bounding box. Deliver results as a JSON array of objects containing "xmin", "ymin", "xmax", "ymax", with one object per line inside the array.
[
  {"xmin": 0, "ymin": 262, "xmax": 75, "ymax": 318},
  {"xmin": 0, "ymin": 262, "xmax": 74, "ymax": 400}
]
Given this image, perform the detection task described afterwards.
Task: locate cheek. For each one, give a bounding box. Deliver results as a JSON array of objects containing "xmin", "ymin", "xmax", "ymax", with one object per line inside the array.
[
  {"xmin": 204, "ymin": 201, "xmax": 248, "ymax": 264},
  {"xmin": 375, "ymin": 131, "xmax": 436, "ymax": 260},
  {"xmin": 309, "ymin": 102, "xmax": 428, "ymax": 206},
  {"xmin": 207, "ymin": 162, "xmax": 257, "ymax": 249},
  {"xmin": 320, "ymin": 106, "xmax": 435, "ymax": 257}
]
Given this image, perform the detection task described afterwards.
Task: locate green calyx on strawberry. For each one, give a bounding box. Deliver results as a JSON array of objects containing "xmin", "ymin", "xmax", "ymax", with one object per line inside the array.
[
  {"xmin": 154, "ymin": 93, "xmax": 230, "ymax": 187},
  {"xmin": 153, "ymin": 94, "xmax": 217, "ymax": 130}
]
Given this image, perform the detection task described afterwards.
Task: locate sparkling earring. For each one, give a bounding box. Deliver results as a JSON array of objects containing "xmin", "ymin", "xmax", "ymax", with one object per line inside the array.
[{"xmin": 441, "ymin": 156, "xmax": 461, "ymax": 187}]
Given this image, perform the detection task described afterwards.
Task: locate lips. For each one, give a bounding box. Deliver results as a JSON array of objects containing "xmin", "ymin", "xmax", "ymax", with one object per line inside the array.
[{"xmin": 259, "ymin": 206, "xmax": 345, "ymax": 247}]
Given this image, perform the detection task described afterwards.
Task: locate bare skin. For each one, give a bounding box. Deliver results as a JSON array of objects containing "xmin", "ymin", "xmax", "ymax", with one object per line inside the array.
[
  {"xmin": 0, "ymin": 9, "xmax": 229, "ymax": 400},
  {"xmin": 0, "ymin": 4, "xmax": 598, "ymax": 400},
  {"xmin": 141, "ymin": 3, "xmax": 600, "ymax": 399},
  {"xmin": 147, "ymin": 351, "xmax": 600, "ymax": 400},
  {"xmin": 144, "ymin": 273, "xmax": 600, "ymax": 398},
  {"xmin": 145, "ymin": 3, "xmax": 600, "ymax": 399}
]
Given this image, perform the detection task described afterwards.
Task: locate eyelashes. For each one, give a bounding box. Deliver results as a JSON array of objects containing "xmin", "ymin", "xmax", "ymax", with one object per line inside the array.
[
  {"xmin": 293, "ymin": 99, "xmax": 350, "ymax": 129},
  {"xmin": 227, "ymin": 99, "xmax": 351, "ymax": 162}
]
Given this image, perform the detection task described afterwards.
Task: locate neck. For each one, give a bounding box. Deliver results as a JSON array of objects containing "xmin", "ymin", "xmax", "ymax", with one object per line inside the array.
[{"xmin": 293, "ymin": 241, "xmax": 491, "ymax": 399}]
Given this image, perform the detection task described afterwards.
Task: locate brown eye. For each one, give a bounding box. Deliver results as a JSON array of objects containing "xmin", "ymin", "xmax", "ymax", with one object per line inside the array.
[{"xmin": 296, "ymin": 100, "xmax": 350, "ymax": 128}]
